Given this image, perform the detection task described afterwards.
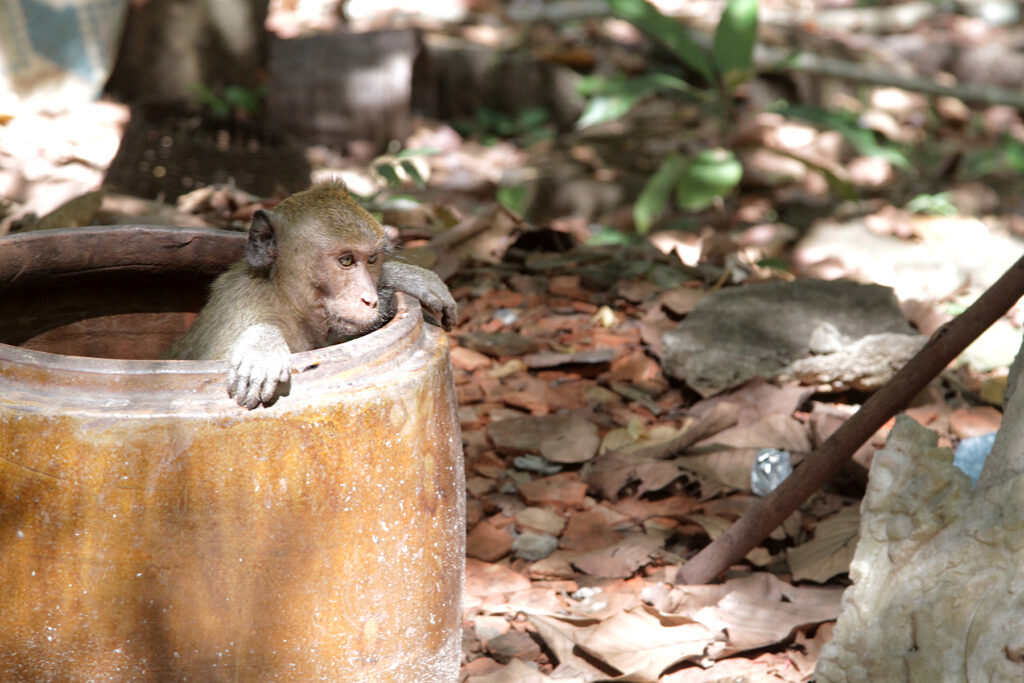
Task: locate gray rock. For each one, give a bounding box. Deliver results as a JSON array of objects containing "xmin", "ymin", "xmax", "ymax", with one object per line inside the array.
[
  {"xmin": 661, "ymin": 279, "xmax": 916, "ymax": 396},
  {"xmin": 782, "ymin": 332, "xmax": 927, "ymax": 391},
  {"xmin": 512, "ymin": 532, "xmax": 559, "ymax": 561}
]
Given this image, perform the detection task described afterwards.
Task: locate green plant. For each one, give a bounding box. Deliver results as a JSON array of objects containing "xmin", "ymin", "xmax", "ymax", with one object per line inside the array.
[
  {"xmin": 578, "ymin": 0, "xmax": 758, "ymax": 233},
  {"xmin": 776, "ymin": 104, "xmax": 912, "ymax": 170},
  {"xmin": 963, "ymin": 135, "xmax": 1024, "ymax": 178},
  {"xmin": 455, "ymin": 106, "xmax": 555, "ymax": 146},
  {"xmin": 579, "ymin": 0, "xmax": 758, "ymax": 130},
  {"xmin": 496, "ymin": 184, "xmax": 529, "ymax": 215},
  {"xmin": 373, "ymin": 147, "xmax": 439, "ymax": 189},
  {"xmin": 192, "ymin": 84, "xmax": 266, "ymax": 118},
  {"xmin": 904, "ymin": 192, "xmax": 958, "ymax": 216},
  {"xmin": 633, "ymin": 149, "xmax": 743, "ymax": 233}
]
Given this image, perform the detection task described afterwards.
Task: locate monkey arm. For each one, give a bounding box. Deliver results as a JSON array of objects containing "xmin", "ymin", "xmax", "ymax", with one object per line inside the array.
[
  {"xmin": 380, "ymin": 261, "xmax": 458, "ymax": 331},
  {"xmin": 227, "ymin": 323, "xmax": 292, "ymax": 409}
]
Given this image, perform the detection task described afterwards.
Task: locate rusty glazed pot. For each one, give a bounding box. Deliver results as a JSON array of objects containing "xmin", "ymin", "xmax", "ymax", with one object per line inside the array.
[{"xmin": 0, "ymin": 226, "xmax": 465, "ymax": 681}]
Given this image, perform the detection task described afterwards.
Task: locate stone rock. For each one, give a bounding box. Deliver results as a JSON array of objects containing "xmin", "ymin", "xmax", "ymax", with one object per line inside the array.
[
  {"xmin": 661, "ymin": 279, "xmax": 916, "ymax": 396},
  {"xmin": 512, "ymin": 532, "xmax": 559, "ymax": 561},
  {"xmin": 781, "ymin": 332, "xmax": 927, "ymax": 391},
  {"xmin": 816, "ymin": 336, "xmax": 1024, "ymax": 681}
]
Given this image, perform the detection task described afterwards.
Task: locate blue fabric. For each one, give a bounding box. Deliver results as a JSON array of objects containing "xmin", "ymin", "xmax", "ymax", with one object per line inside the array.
[{"xmin": 0, "ymin": 0, "xmax": 127, "ymax": 100}]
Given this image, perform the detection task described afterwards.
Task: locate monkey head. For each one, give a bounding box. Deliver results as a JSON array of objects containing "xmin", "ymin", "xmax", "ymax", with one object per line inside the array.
[{"xmin": 246, "ymin": 182, "xmax": 390, "ymax": 344}]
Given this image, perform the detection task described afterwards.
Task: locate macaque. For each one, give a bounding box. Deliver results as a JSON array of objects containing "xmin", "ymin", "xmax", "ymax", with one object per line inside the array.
[{"xmin": 163, "ymin": 181, "xmax": 457, "ymax": 409}]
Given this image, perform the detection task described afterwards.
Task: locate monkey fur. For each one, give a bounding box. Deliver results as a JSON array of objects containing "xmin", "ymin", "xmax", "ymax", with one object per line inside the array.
[{"xmin": 163, "ymin": 181, "xmax": 457, "ymax": 409}]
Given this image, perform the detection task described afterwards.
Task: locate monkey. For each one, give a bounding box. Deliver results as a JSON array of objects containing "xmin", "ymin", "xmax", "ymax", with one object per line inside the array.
[{"xmin": 163, "ymin": 181, "xmax": 457, "ymax": 409}]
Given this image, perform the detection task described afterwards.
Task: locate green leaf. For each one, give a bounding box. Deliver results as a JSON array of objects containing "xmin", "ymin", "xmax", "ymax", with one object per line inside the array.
[
  {"xmin": 778, "ymin": 103, "xmax": 913, "ymax": 170},
  {"xmin": 674, "ymin": 148, "xmax": 743, "ymax": 211},
  {"xmin": 586, "ymin": 225, "xmax": 639, "ymax": 246},
  {"xmin": 1004, "ymin": 138, "xmax": 1024, "ymax": 174},
  {"xmin": 375, "ymin": 163, "xmax": 401, "ymax": 188},
  {"xmin": 712, "ymin": 0, "xmax": 759, "ymax": 88},
  {"xmin": 497, "ymin": 185, "xmax": 529, "ymax": 215},
  {"xmin": 395, "ymin": 147, "xmax": 440, "ymax": 158},
  {"xmin": 576, "ymin": 73, "xmax": 702, "ymax": 129},
  {"xmin": 905, "ymin": 192, "xmax": 957, "ymax": 216},
  {"xmin": 634, "ymin": 153, "xmax": 688, "ymax": 233},
  {"xmin": 606, "ymin": 0, "xmax": 714, "ymax": 84},
  {"xmin": 769, "ymin": 148, "xmax": 858, "ymax": 201},
  {"xmin": 517, "ymin": 107, "xmax": 550, "ymax": 129},
  {"xmin": 398, "ymin": 160, "xmax": 426, "ymax": 188},
  {"xmin": 577, "ymin": 95, "xmax": 639, "ymax": 129}
]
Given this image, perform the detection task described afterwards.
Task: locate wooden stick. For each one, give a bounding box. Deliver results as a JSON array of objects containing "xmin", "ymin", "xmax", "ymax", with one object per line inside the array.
[{"xmin": 677, "ymin": 255, "xmax": 1024, "ymax": 585}]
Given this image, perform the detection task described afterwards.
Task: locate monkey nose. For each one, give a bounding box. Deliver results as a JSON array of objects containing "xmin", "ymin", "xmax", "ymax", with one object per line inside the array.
[{"xmin": 362, "ymin": 297, "xmax": 377, "ymax": 308}]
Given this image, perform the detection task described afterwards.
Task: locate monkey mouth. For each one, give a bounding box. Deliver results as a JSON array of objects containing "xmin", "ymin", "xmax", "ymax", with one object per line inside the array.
[{"xmin": 328, "ymin": 316, "xmax": 385, "ymax": 340}]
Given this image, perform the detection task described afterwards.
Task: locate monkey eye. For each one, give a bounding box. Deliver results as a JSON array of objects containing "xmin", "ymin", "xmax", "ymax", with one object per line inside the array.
[
  {"xmin": 367, "ymin": 253, "xmax": 379, "ymax": 265},
  {"xmin": 338, "ymin": 254, "xmax": 355, "ymax": 267}
]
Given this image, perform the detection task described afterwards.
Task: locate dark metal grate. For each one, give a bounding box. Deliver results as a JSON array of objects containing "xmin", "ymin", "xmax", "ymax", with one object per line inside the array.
[{"xmin": 104, "ymin": 106, "xmax": 311, "ymax": 201}]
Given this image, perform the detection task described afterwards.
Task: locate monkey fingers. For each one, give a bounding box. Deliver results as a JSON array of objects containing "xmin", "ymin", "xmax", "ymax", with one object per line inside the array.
[
  {"xmin": 437, "ymin": 300, "xmax": 458, "ymax": 332},
  {"xmin": 423, "ymin": 301, "xmax": 458, "ymax": 332},
  {"xmin": 229, "ymin": 355, "xmax": 290, "ymax": 408},
  {"xmin": 227, "ymin": 325, "xmax": 293, "ymax": 409},
  {"xmin": 418, "ymin": 288, "xmax": 458, "ymax": 331}
]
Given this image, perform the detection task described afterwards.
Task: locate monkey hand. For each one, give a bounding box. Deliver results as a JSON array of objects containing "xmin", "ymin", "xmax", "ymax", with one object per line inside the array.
[
  {"xmin": 382, "ymin": 261, "xmax": 458, "ymax": 331},
  {"xmin": 418, "ymin": 286, "xmax": 458, "ymax": 332},
  {"xmin": 227, "ymin": 324, "xmax": 292, "ymax": 409}
]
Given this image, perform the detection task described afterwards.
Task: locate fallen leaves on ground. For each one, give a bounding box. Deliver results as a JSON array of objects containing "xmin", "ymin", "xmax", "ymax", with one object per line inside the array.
[{"xmin": 447, "ymin": 215, "xmax": 1007, "ymax": 680}]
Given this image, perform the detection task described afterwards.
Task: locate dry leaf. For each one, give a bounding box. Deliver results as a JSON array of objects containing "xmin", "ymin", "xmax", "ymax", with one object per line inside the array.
[
  {"xmin": 675, "ymin": 448, "xmax": 759, "ymax": 492},
  {"xmin": 633, "ymin": 460, "xmax": 684, "ymax": 497},
  {"xmin": 698, "ymin": 413, "xmax": 812, "ymax": 453},
  {"xmin": 529, "ymin": 606, "xmax": 717, "ymax": 683},
  {"xmin": 24, "ymin": 189, "xmax": 105, "ymax": 231},
  {"xmin": 571, "ymin": 533, "xmax": 665, "ymax": 579},
  {"xmin": 522, "ymin": 348, "xmax": 614, "ymax": 369},
  {"xmin": 490, "ymin": 414, "xmax": 599, "ymax": 463},
  {"xmin": 660, "ymin": 288, "xmax": 707, "ymax": 315},
  {"xmin": 465, "ymin": 657, "xmax": 557, "ymax": 683},
  {"xmin": 685, "ymin": 514, "xmax": 772, "ymax": 567},
  {"xmin": 786, "ymin": 506, "xmax": 860, "ymax": 583},
  {"xmin": 680, "ymin": 574, "xmax": 843, "ymax": 654},
  {"xmin": 589, "ymin": 451, "xmax": 681, "ymax": 501},
  {"xmin": 518, "ymin": 472, "xmax": 589, "ymax": 508},
  {"xmin": 540, "ymin": 421, "xmax": 601, "ymax": 464},
  {"xmin": 561, "ymin": 511, "xmax": 624, "ymax": 552},
  {"xmin": 689, "ymin": 379, "xmax": 813, "ymax": 428},
  {"xmin": 789, "ymin": 621, "xmax": 835, "ymax": 677},
  {"xmin": 466, "ymin": 558, "xmax": 531, "ymax": 597},
  {"xmin": 526, "ymin": 613, "xmax": 604, "ymax": 676},
  {"xmin": 582, "ymin": 605, "xmax": 717, "ymax": 680}
]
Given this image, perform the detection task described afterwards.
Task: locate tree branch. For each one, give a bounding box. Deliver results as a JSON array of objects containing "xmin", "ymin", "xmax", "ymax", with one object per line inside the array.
[{"xmin": 756, "ymin": 44, "xmax": 1024, "ymax": 109}]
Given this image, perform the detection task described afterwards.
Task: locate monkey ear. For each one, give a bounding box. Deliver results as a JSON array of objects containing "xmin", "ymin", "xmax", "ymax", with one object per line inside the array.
[{"xmin": 246, "ymin": 210, "xmax": 278, "ymax": 269}]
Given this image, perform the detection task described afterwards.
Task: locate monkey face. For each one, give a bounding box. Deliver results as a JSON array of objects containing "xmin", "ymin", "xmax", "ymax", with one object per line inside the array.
[{"xmin": 312, "ymin": 244, "xmax": 386, "ymax": 338}]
